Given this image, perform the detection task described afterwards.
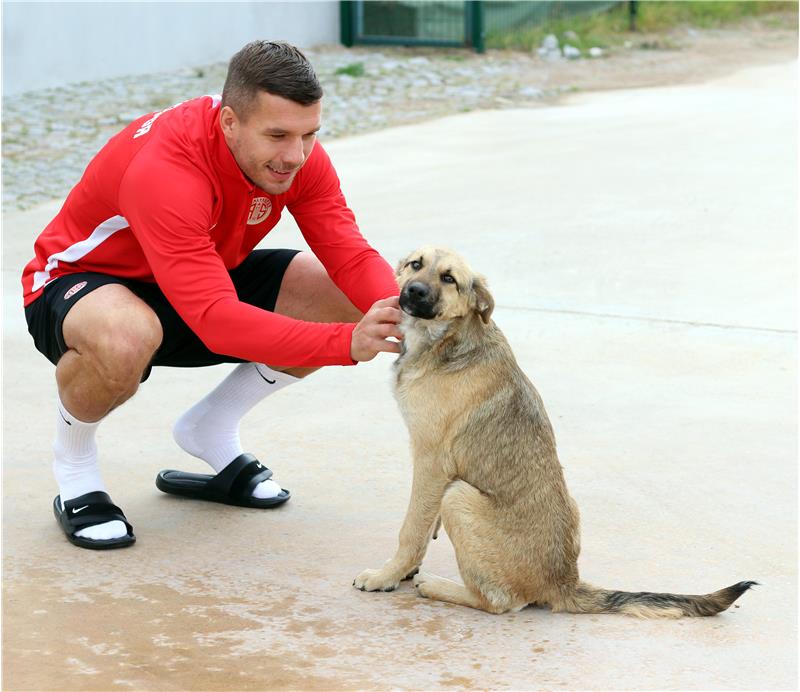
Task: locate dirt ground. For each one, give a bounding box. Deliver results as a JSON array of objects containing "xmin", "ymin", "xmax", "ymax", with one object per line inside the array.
[{"xmin": 523, "ymin": 16, "xmax": 799, "ymax": 96}]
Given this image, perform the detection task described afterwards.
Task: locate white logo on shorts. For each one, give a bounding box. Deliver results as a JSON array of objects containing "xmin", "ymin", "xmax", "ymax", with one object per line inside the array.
[
  {"xmin": 64, "ymin": 281, "xmax": 88, "ymax": 300},
  {"xmin": 247, "ymin": 197, "xmax": 272, "ymax": 225}
]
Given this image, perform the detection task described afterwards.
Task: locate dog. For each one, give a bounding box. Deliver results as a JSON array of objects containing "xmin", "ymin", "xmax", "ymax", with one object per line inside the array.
[{"xmin": 353, "ymin": 246, "xmax": 755, "ymax": 616}]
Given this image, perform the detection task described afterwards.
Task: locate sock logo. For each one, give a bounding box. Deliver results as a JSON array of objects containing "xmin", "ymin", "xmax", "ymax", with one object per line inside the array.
[
  {"xmin": 59, "ymin": 409, "xmax": 72, "ymax": 426},
  {"xmin": 255, "ymin": 366, "xmax": 276, "ymax": 385},
  {"xmin": 64, "ymin": 281, "xmax": 88, "ymax": 300},
  {"xmin": 71, "ymin": 505, "xmax": 89, "ymax": 514}
]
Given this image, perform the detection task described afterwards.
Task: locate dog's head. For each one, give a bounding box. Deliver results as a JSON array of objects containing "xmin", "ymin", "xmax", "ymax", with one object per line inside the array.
[{"xmin": 396, "ymin": 246, "xmax": 494, "ymax": 325}]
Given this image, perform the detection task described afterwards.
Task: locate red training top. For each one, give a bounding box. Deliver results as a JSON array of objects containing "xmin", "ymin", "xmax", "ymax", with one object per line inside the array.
[{"xmin": 21, "ymin": 95, "xmax": 399, "ymax": 367}]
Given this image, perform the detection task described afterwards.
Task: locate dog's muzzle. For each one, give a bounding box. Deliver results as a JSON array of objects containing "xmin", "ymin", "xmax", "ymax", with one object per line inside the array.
[{"xmin": 399, "ymin": 281, "xmax": 438, "ymax": 319}]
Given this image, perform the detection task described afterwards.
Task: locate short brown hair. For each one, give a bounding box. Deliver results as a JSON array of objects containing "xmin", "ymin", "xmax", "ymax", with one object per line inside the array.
[{"xmin": 221, "ymin": 40, "xmax": 323, "ymax": 119}]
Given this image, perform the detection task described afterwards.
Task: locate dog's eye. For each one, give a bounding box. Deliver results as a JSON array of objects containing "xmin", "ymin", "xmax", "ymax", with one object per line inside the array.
[
  {"xmin": 441, "ymin": 274, "xmax": 456, "ymax": 284},
  {"xmin": 409, "ymin": 260, "xmax": 422, "ymax": 271}
]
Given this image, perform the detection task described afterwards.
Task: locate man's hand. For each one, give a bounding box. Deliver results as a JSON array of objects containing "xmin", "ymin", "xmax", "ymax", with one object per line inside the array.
[{"xmin": 350, "ymin": 296, "xmax": 403, "ymax": 362}]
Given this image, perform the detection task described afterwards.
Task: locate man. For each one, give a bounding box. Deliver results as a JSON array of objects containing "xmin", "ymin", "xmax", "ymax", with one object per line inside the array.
[{"xmin": 21, "ymin": 41, "xmax": 402, "ymax": 550}]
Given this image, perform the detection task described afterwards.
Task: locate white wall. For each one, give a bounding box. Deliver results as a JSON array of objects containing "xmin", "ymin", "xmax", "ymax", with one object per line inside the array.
[{"xmin": 2, "ymin": 1, "xmax": 340, "ymax": 96}]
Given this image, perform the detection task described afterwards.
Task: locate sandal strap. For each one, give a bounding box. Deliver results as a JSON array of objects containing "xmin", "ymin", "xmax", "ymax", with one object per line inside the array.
[
  {"xmin": 61, "ymin": 492, "xmax": 133, "ymax": 534},
  {"xmin": 207, "ymin": 453, "xmax": 274, "ymax": 501}
]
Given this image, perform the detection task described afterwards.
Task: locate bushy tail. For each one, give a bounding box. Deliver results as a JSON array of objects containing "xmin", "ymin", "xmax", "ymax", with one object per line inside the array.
[{"xmin": 555, "ymin": 580, "xmax": 757, "ymax": 618}]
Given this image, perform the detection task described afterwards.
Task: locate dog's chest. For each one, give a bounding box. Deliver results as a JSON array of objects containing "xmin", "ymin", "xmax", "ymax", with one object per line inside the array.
[
  {"xmin": 394, "ymin": 317, "xmax": 463, "ymax": 430},
  {"xmin": 393, "ymin": 360, "xmax": 460, "ymax": 438},
  {"xmin": 399, "ymin": 319, "xmax": 449, "ymax": 359}
]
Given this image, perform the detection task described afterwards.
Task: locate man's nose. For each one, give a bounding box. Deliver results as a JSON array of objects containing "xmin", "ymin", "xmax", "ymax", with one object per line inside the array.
[{"xmin": 280, "ymin": 138, "xmax": 305, "ymax": 169}]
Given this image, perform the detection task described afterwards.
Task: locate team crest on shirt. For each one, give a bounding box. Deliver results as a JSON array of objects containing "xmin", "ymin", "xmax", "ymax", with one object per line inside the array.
[
  {"xmin": 64, "ymin": 281, "xmax": 88, "ymax": 300},
  {"xmin": 247, "ymin": 197, "xmax": 272, "ymax": 225}
]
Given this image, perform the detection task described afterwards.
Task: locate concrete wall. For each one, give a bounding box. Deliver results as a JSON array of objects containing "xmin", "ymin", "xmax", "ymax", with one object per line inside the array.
[{"xmin": 2, "ymin": 1, "xmax": 340, "ymax": 96}]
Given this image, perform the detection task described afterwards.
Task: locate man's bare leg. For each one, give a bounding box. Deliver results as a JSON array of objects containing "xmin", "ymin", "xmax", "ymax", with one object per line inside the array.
[
  {"xmin": 55, "ymin": 284, "xmax": 163, "ymax": 540},
  {"xmin": 171, "ymin": 252, "xmax": 369, "ymax": 498}
]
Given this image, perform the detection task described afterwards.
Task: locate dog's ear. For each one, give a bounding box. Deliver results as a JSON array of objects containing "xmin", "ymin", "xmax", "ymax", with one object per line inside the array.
[
  {"xmin": 472, "ymin": 275, "xmax": 495, "ymax": 324},
  {"xmin": 395, "ymin": 255, "xmax": 409, "ymax": 279}
]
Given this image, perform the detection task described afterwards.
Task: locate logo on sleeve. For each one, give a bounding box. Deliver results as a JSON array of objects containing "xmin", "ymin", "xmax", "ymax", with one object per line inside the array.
[
  {"xmin": 64, "ymin": 281, "xmax": 88, "ymax": 300},
  {"xmin": 247, "ymin": 197, "xmax": 272, "ymax": 225}
]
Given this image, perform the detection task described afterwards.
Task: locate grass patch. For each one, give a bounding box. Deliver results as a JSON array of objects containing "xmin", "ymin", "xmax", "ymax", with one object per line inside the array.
[
  {"xmin": 335, "ymin": 62, "xmax": 366, "ymax": 77},
  {"xmin": 486, "ymin": 1, "xmax": 798, "ymax": 51}
]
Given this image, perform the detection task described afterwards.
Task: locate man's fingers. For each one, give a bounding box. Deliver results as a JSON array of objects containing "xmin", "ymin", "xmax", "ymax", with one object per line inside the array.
[
  {"xmin": 364, "ymin": 322, "xmax": 402, "ymax": 340},
  {"xmin": 382, "ymin": 324, "xmax": 404, "ymax": 340},
  {"xmin": 370, "ymin": 306, "xmax": 402, "ymax": 324},
  {"xmin": 374, "ymin": 339, "xmax": 401, "ymax": 354},
  {"xmin": 373, "ymin": 295, "xmax": 400, "ymax": 309},
  {"xmin": 349, "ymin": 296, "xmax": 403, "ymax": 361}
]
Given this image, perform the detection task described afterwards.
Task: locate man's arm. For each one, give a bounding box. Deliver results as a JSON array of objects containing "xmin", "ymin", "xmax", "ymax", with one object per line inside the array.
[
  {"xmin": 118, "ymin": 157, "xmax": 373, "ymax": 367},
  {"xmin": 287, "ymin": 143, "xmax": 400, "ymax": 312}
]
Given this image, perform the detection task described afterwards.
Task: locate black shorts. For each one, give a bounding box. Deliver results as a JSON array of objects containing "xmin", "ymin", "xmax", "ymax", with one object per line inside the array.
[{"xmin": 24, "ymin": 248, "xmax": 300, "ymax": 381}]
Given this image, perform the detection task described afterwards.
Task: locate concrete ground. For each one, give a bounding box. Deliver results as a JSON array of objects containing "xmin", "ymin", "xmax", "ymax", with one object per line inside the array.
[{"xmin": 2, "ymin": 60, "xmax": 796, "ymax": 690}]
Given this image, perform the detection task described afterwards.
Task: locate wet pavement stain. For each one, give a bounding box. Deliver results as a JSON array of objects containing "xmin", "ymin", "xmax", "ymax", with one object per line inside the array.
[
  {"xmin": 439, "ymin": 675, "xmax": 478, "ymax": 689},
  {"xmin": 3, "ymin": 569, "xmax": 376, "ymax": 690}
]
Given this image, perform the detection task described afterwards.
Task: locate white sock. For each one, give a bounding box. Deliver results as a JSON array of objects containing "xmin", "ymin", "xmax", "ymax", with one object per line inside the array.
[
  {"xmin": 173, "ymin": 363, "xmax": 298, "ymax": 499},
  {"xmin": 54, "ymin": 398, "xmax": 127, "ymax": 541}
]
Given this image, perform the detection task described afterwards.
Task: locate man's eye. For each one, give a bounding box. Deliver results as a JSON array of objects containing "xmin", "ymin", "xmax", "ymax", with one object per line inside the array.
[
  {"xmin": 409, "ymin": 260, "xmax": 422, "ymax": 270},
  {"xmin": 269, "ymin": 134, "xmax": 285, "ymax": 140},
  {"xmin": 441, "ymin": 274, "xmax": 456, "ymax": 284}
]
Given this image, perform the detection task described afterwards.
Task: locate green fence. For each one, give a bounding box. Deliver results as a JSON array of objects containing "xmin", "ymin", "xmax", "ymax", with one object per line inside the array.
[{"xmin": 341, "ymin": 1, "xmax": 624, "ymax": 53}]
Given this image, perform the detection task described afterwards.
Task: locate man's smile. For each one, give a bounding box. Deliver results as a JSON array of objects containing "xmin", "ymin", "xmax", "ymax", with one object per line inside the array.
[{"xmin": 265, "ymin": 164, "xmax": 294, "ymax": 180}]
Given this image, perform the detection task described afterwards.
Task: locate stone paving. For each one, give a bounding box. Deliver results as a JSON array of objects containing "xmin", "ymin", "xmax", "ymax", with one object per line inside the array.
[{"xmin": 1, "ymin": 47, "xmax": 560, "ymax": 211}]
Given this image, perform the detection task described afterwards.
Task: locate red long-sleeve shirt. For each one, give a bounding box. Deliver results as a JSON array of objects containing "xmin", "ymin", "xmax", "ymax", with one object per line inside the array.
[{"xmin": 21, "ymin": 95, "xmax": 399, "ymax": 367}]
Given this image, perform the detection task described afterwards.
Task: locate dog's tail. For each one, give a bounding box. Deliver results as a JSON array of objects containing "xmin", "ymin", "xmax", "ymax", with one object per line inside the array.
[{"xmin": 553, "ymin": 580, "xmax": 757, "ymax": 618}]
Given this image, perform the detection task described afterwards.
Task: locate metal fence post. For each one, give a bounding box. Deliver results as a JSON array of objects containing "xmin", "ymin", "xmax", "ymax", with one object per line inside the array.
[
  {"xmin": 467, "ymin": 1, "xmax": 485, "ymax": 53},
  {"xmin": 629, "ymin": 0, "xmax": 639, "ymax": 32},
  {"xmin": 341, "ymin": 1, "xmax": 354, "ymax": 47}
]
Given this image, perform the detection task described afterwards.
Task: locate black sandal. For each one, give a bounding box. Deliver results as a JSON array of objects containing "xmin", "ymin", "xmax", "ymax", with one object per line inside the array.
[
  {"xmin": 155, "ymin": 453, "xmax": 290, "ymax": 508},
  {"xmin": 53, "ymin": 491, "xmax": 136, "ymax": 550}
]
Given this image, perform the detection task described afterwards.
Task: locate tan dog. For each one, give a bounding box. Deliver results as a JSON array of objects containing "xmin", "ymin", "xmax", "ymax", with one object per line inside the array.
[{"xmin": 354, "ymin": 246, "xmax": 755, "ymax": 617}]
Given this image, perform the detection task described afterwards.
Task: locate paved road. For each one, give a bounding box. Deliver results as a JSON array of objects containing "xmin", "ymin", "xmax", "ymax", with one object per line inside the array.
[{"xmin": 2, "ymin": 60, "xmax": 796, "ymax": 690}]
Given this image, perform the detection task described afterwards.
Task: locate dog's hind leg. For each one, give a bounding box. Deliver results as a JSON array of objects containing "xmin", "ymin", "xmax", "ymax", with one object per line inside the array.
[
  {"xmin": 414, "ymin": 480, "xmax": 527, "ymax": 614},
  {"xmin": 412, "ymin": 572, "xmax": 508, "ymax": 612}
]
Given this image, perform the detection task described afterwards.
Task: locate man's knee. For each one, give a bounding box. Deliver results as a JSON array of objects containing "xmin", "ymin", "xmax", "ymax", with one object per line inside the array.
[
  {"xmin": 91, "ymin": 317, "xmax": 161, "ymax": 385},
  {"xmin": 277, "ymin": 252, "xmax": 362, "ymax": 323},
  {"xmin": 284, "ymin": 252, "xmax": 329, "ymax": 290},
  {"xmin": 63, "ymin": 285, "xmax": 162, "ymax": 386}
]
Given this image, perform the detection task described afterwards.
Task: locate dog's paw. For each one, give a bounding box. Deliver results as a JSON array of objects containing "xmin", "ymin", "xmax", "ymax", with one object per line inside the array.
[
  {"xmin": 353, "ymin": 568, "xmax": 401, "ymax": 593},
  {"xmin": 412, "ymin": 572, "xmax": 432, "ymax": 599}
]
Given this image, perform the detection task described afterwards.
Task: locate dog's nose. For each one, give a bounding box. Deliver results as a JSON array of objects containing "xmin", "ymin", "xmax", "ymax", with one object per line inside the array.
[{"xmin": 407, "ymin": 282, "xmax": 430, "ymax": 300}]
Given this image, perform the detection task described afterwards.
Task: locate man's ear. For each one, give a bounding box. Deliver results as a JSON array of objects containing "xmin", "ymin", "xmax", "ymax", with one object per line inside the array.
[
  {"xmin": 472, "ymin": 275, "xmax": 495, "ymax": 324},
  {"xmin": 219, "ymin": 105, "xmax": 239, "ymax": 137}
]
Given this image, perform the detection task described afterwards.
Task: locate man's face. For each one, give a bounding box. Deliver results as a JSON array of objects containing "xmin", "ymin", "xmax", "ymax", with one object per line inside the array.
[{"xmin": 220, "ymin": 90, "xmax": 322, "ymax": 195}]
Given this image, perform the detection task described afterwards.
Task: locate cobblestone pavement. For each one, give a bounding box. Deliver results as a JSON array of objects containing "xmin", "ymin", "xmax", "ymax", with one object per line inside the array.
[{"xmin": 1, "ymin": 23, "xmax": 796, "ymax": 211}]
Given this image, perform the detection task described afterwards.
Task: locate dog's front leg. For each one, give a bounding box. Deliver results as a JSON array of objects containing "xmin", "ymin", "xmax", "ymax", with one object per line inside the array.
[{"xmin": 354, "ymin": 461, "xmax": 447, "ymax": 593}]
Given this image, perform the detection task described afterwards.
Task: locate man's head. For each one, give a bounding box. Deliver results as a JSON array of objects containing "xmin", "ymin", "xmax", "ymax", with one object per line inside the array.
[{"xmin": 220, "ymin": 41, "xmax": 323, "ymax": 194}]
